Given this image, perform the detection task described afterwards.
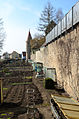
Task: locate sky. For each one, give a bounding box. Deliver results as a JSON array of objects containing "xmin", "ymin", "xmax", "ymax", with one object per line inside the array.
[{"xmin": 0, "ymin": 0, "xmax": 78, "ymax": 55}]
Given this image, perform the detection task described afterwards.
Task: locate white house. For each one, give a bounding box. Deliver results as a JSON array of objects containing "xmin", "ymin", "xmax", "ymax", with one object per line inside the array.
[{"xmin": 2, "ymin": 52, "xmax": 9, "ymax": 59}]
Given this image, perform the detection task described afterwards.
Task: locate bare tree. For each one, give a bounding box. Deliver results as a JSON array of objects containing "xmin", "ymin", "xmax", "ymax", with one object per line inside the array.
[
  {"xmin": 34, "ymin": 33, "xmax": 44, "ymax": 39},
  {"xmin": 55, "ymin": 8, "xmax": 64, "ymax": 24},
  {"xmin": 0, "ymin": 18, "xmax": 6, "ymax": 53},
  {"xmin": 38, "ymin": 2, "xmax": 56, "ymax": 35}
]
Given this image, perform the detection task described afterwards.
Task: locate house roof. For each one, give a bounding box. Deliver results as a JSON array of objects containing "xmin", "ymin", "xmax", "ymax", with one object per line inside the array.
[
  {"xmin": 12, "ymin": 51, "xmax": 19, "ymax": 54},
  {"xmin": 3, "ymin": 52, "xmax": 9, "ymax": 56},
  {"xmin": 26, "ymin": 30, "xmax": 32, "ymax": 42}
]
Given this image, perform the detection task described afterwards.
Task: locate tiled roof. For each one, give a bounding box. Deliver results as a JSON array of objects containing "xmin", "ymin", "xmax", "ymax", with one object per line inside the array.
[{"xmin": 26, "ymin": 30, "xmax": 32, "ymax": 42}]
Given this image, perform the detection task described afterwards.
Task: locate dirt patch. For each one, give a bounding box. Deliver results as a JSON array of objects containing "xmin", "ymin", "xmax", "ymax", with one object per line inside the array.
[
  {"xmin": 0, "ymin": 61, "xmax": 43, "ymax": 119},
  {"xmin": 32, "ymin": 72, "xmax": 69, "ymax": 119}
]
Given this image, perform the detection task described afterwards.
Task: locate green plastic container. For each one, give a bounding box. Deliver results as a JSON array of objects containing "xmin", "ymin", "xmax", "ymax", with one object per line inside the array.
[
  {"xmin": 32, "ymin": 62, "xmax": 37, "ymax": 71},
  {"xmin": 32, "ymin": 62, "xmax": 43, "ymax": 72},
  {"xmin": 37, "ymin": 66, "xmax": 42, "ymax": 73},
  {"xmin": 36, "ymin": 62, "xmax": 43, "ymax": 73},
  {"xmin": 36, "ymin": 62, "xmax": 43, "ymax": 67}
]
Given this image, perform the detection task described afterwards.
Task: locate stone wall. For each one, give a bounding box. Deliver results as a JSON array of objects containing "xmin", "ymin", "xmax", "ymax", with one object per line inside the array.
[{"xmin": 31, "ymin": 24, "xmax": 79, "ymax": 99}]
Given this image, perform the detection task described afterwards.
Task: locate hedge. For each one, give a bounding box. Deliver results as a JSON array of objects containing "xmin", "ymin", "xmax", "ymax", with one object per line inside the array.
[{"xmin": 44, "ymin": 78, "xmax": 55, "ymax": 89}]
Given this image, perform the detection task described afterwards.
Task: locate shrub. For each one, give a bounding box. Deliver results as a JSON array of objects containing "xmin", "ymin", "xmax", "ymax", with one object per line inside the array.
[
  {"xmin": 44, "ymin": 78, "xmax": 55, "ymax": 89},
  {"xmin": 3, "ymin": 68, "xmax": 9, "ymax": 73}
]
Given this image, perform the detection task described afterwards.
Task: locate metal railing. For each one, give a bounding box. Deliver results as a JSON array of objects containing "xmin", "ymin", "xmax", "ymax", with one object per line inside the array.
[{"xmin": 46, "ymin": 1, "xmax": 79, "ymax": 44}]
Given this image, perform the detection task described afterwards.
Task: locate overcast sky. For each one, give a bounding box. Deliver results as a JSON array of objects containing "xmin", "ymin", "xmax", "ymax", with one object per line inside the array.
[{"xmin": 0, "ymin": 0, "xmax": 78, "ymax": 54}]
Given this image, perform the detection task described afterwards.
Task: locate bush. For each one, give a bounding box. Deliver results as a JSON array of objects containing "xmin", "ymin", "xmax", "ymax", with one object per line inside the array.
[
  {"xmin": 3, "ymin": 68, "xmax": 9, "ymax": 73},
  {"xmin": 44, "ymin": 78, "xmax": 55, "ymax": 89}
]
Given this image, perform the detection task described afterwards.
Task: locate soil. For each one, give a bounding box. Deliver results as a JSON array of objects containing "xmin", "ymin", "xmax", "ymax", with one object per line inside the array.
[{"xmin": 0, "ymin": 60, "xmax": 69, "ymax": 119}]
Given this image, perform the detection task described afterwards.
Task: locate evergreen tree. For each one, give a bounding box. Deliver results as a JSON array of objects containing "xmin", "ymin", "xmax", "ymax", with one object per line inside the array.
[
  {"xmin": 55, "ymin": 8, "xmax": 64, "ymax": 23},
  {"xmin": 38, "ymin": 2, "xmax": 56, "ymax": 35}
]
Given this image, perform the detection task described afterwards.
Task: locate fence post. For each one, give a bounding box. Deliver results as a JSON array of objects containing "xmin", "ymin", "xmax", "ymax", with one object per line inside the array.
[{"xmin": 0, "ymin": 79, "xmax": 3, "ymax": 104}]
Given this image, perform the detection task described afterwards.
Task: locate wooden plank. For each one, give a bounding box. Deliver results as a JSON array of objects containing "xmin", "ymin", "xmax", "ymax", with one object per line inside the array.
[
  {"xmin": 51, "ymin": 95, "xmax": 79, "ymax": 105},
  {"xmin": 51, "ymin": 94, "xmax": 79, "ymax": 119},
  {"xmin": 0, "ymin": 79, "xmax": 3, "ymax": 104},
  {"xmin": 63, "ymin": 109, "xmax": 79, "ymax": 119},
  {"xmin": 59, "ymin": 103, "xmax": 79, "ymax": 111}
]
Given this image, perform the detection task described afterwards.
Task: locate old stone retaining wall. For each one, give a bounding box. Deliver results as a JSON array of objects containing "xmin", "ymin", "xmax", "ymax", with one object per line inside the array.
[{"xmin": 31, "ymin": 24, "xmax": 79, "ymax": 99}]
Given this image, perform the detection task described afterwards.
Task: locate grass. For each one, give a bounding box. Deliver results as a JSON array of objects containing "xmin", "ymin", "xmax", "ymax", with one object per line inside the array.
[
  {"xmin": 0, "ymin": 59, "xmax": 4, "ymax": 61},
  {"xmin": 24, "ymin": 76, "xmax": 32, "ymax": 79},
  {"xmin": 3, "ymin": 88, "xmax": 8, "ymax": 90},
  {"xmin": 0, "ymin": 112, "xmax": 13, "ymax": 119},
  {"xmin": 42, "ymin": 103, "xmax": 50, "ymax": 107},
  {"xmin": 5, "ymin": 73, "xmax": 11, "ymax": 74},
  {"xmin": 8, "ymin": 112, "xmax": 13, "ymax": 115},
  {"xmin": 11, "ymin": 82, "xmax": 32, "ymax": 86},
  {"xmin": 2, "ymin": 68, "xmax": 9, "ymax": 73},
  {"xmin": 1, "ymin": 113, "xmax": 7, "ymax": 116},
  {"xmin": 0, "ymin": 70, "xmax": 2, "ymax": 72}
]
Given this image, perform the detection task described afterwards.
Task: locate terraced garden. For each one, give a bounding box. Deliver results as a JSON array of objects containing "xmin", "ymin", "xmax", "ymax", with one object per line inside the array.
[
  {"xmin": 0, "ymin": 60, "xmax": 69, "ymax": 119},
  {"xmin": 0, "ymin": 60, "xmax": 43, "ymax": 119}
]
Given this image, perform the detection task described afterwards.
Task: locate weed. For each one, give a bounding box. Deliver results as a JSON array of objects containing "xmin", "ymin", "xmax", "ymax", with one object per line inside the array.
[{"xmin": 3, "ymin": 88, "xmax": 8, "ymax": 90}]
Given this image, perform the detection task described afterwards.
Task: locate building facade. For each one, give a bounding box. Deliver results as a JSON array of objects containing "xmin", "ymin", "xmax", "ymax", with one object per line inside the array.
[{"xmin": 9, "ymin": 51, "xmax": 19, "ymax": 59}]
